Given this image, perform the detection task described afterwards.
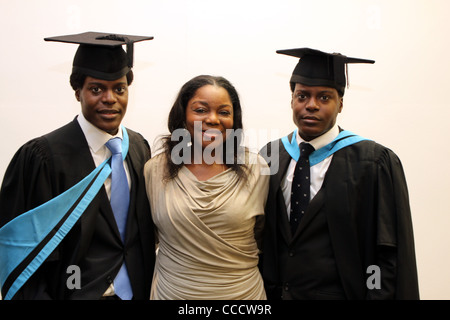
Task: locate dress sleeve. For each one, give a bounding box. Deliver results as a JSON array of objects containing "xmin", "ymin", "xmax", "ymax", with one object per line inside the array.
[{"xmin": 249, "ymin": 153, "xmax": 270, "ymax": 252}]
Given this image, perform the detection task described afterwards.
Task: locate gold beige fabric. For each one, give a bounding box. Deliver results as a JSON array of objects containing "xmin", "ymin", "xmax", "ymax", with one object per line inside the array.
[{"xmin": 144, "ymin": 152, "xmax": 269, "ymax": 300}]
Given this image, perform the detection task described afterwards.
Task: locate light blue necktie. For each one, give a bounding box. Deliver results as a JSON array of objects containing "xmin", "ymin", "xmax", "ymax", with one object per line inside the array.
[{"xmin": 105, "ymin": 137, "xmax": 133, "ymax": 300}]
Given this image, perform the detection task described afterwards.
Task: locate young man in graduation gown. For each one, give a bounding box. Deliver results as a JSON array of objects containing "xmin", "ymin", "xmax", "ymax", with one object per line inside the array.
[
  {"xmin": 0, "ymin": 32, "xmax": 155, "ymax": 300},
  {"xmin": 259, "ymin": 48, "xmax": 419, "ymax": 300}
]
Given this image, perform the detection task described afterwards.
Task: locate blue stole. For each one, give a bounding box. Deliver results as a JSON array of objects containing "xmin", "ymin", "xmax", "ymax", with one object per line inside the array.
[
  {"xmin": 0, "ymin": 127, "xmax": 129, "ymax": 300},
  {"xmin": 281, "ymin": 129, "xmax": 369, "ymax": 165}
]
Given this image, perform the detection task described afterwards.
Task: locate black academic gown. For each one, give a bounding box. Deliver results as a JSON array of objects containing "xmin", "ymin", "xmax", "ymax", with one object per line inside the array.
[
  {"xmin": 0, "ymin": 118, "xmax": 155, "ymax": 299},
  {"xmin": 259, "ymin": 132, "xmax": 419, "ymax": 300}
]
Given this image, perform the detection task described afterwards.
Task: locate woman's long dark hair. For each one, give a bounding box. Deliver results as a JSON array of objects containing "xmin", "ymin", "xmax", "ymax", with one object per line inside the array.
[{"xmin": 161, "ymin": 75, "xmax": 248, "ymax": 181}]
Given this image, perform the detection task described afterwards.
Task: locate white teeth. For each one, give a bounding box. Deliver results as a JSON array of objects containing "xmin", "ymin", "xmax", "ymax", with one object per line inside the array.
[{"xmin": 203, "ymin": 132, "xmax": 220, "ymax": 137}]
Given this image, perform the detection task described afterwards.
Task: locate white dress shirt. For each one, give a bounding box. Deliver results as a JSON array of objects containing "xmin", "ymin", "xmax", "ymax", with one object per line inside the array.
[
  {"xmin": 281, "ymin": 124, "xmax": 340, "ymax": 220},
  {"xmin": 77, "ymin": 113, "xmax": 131, "ymax": 199}
]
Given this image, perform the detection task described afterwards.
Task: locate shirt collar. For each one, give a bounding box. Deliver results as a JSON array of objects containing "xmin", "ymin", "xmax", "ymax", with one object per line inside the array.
[
  {"xmin": 296, "ymin": 123, "xmax": 339, "ymax": 151},
  {"xmin": 77, "ymin": 113, "xmax": 123, "ymax": 153}
]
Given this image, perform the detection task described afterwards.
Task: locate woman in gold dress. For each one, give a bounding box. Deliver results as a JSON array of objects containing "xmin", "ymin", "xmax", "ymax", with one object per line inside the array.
[{"xmin": 144, "ymin": 75, "xmax": 269, "ymax": 299}]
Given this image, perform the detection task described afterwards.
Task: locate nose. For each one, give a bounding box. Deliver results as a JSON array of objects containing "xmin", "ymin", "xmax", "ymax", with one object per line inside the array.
[
  {"xmin": 102, "ymin": 89, "xmax": 117, "ymax": 104},
  {"xmin": 206, "ymin": 111, "xmax": 220, "ymax": 125},
  {"xmin": 305, "ymin": 97, "xmax": 319, "ymax": 111}
]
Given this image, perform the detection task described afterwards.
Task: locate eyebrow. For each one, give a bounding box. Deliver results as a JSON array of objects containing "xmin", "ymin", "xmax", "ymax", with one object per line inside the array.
[
  {"xmin": 191, "ymin": 100, "xmax": 232, "ymax": 108},
  {"xmin": 191, "ymin": 100, "xmax": 209, "ymax": 107}
]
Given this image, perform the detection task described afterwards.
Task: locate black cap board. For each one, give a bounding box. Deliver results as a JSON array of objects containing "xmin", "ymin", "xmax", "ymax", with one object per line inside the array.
[
  {"xmin": 44, "ymin": 32, "xmax": 153, "ymax": 81},
  {"xmin": 277, "ymin": 48, "xmax": 375, "ymax": 96}
]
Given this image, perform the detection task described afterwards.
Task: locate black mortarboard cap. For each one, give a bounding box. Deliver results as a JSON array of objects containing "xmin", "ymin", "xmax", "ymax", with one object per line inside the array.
[
  {"xmin": 44, "ymin": 32, "xmax": 153, "ymax": 80},
  {"xmin": 277, "ymin": 47, "xmax": 375, "ymax": 96}
]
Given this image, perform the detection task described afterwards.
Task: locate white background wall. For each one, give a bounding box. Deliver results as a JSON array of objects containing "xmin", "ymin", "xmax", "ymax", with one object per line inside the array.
[{"xmin": 0, "ymin": 0, "xmax": 449, "ymax": 299}]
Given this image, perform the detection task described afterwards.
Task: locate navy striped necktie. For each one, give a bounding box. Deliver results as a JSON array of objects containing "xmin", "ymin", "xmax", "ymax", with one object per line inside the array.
[{"xmin": 290, "ymin": 142, "xmax": 315, "ymax": 235}]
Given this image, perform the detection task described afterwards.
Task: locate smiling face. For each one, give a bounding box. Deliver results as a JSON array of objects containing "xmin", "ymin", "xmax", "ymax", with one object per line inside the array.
[
  {"xmin": 75, "ymin": 76, "xmax": 128, "ymax": 135},
  {"xmin": 185, "ymin": 84, "xmax": 234, "ymax": 150},
  {"xmin": 291, "ymin": 83, "xmax": 343, "ymax": 141}
]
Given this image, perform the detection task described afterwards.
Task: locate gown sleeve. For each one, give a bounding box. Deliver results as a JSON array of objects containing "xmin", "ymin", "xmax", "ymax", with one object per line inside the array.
[
  {"xmin": 368, "ymin": 148, "xmax": 419, "ymax": 299},
  {"xmin": 0, "ymin": 137, "xmax": 59, "ymax": 299}
]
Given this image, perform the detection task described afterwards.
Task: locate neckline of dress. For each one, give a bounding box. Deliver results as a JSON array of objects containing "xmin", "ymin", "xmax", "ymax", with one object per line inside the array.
[{"xmin": 181, "ymin": 165, "xmax": 233, "ymax": 183}]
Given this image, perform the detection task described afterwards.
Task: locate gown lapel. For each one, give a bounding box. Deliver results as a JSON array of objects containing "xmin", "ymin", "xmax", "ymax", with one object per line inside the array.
[{"xmin": 271, "ymin": 138, "xmax": 295, "ymax": 245}]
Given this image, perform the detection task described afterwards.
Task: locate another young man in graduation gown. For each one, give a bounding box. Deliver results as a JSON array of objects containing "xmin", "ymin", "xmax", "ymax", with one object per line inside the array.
[
  {"xmin": 0, "ymin": 32, "xmax": 155, "ymax": 300},
  {"xmin": 259, "ymin": 48, "xmax": 419, "ymax": 300}
]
